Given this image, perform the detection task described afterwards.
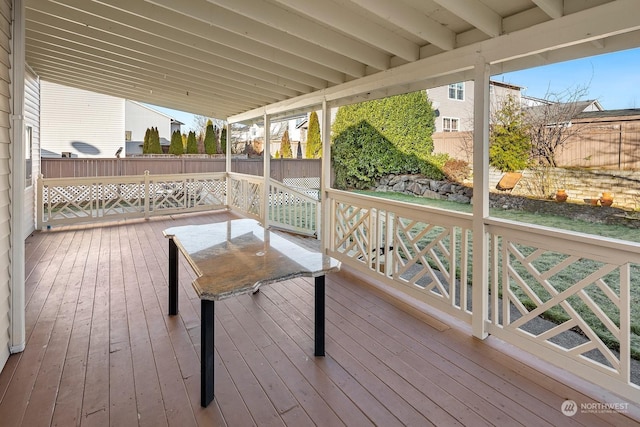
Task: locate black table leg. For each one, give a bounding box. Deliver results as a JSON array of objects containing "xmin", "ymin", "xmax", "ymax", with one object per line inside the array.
[
  {"xmin": 169, "ymin": 238, "xmax": 178, "ymax": 316},
  {"xmin": 201, "ymin": 299, "xmax": 215, "ymax": 407},
  {"xmin": 314, "ymin": 275, "xmax": 325, "ymax": 357}
]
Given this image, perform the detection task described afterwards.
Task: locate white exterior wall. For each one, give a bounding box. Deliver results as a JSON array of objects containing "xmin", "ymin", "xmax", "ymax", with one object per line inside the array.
[
  {"xmin": 40, "ymin": 80, "xmax": 124, "ymax": 158},
  {"xmin": 23, "ymin": 66, "xmax": 38, "ymax": 237},
  {"xmin": 0, "ymin": 0, "xmax": 12, "ymax": 372},
  {"xmin": 125, "ymin": 100, "xmax": 178, "ymax": 152},
  {"xmin": 428, "ymin": 82, "xmax": 475, "ymax": 132}
]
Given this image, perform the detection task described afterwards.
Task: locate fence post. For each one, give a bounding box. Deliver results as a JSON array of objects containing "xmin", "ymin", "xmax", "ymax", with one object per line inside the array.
[{"xmin": 144, "ymin": 170, "xmax": 150, "ymax": 220}]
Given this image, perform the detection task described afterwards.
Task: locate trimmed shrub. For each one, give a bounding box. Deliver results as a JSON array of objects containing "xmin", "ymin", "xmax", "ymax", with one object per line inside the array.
[
  {"xmin": 149, "ymin": 127, "xmax": 162, "ymax": 154},
  {"xmin": 280, "ymin": 129, "xmax": 293, "ymax": 158},
  {"xmin": 306, "ymin": 111, "xmax": 322, "ymax": 158},
  {"xmin": 186, "ymin": 131, "xmax": 198, "ymax": 154},
  {"xmin": 168, "ymin": 130, "xmax": 183, "ymax": 155},
  {"xmin": 220, "ymin": 126, "xmax": 227, "ymax": 154},
  {"xmin": 331, "ymin": 91, "xmax": 444, "ymax": 189},
  {"xmin": 204, "ymin": 120, "xmax": 216, "ymax": 154}
]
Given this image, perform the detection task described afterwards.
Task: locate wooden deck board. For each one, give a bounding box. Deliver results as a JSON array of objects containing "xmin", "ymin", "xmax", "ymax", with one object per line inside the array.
[{"xmin": 0, "ymin": 211, "xmax": 637, "ymax": 426}]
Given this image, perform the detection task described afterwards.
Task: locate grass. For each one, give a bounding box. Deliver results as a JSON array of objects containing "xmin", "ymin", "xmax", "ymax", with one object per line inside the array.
[{"xmin": 354, "ymin": 190, "xmax": 640, "ymax": 360}]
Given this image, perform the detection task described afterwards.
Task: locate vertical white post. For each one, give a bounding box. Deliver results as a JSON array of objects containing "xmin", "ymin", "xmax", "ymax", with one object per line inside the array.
[
  {"xmin": 321, "ymin": 100, "xmax": 331, "ymax": 250},
  {"xmin": 262, "ymin": 113, "xmax": 270, "ymax": 227},
  {"xmin": 225, "ymin": 121, "xmax": 231, "ymax": 208},
  {"xmin": 472, "ymin": 56, "xmax": 491, "ymax": 339},
  {"xmin": 9, "ymin": 0, "xmax": 26, "ymax": 353}
]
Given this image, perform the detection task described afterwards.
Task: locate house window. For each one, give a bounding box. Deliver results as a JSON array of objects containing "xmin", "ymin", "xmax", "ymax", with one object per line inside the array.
[
  {"xmin": 125, "ymin": 131, "xmax": 132, "ymax": 141},
  {"xmin": 443, "ymin": 117, "xmax": 460, "ymax": 132},
  {"xmin": 448, "ymin": 82, "xmax": 464, "ymax": 100},
  {"xmin": 25, "ymin": 126, "xmax": 33, "ymax": 188}
]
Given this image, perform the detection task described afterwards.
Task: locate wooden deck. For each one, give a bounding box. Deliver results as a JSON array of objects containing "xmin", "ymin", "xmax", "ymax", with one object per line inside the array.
[{"xmin": 0, "ymin": 211, "xmax": 637, "ymax": 426}]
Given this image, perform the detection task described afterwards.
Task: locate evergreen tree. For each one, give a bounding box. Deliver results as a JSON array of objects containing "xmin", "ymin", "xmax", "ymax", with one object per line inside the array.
[
  {"xmin": 220, "ymin": 125, "xmax": 227, "ymax": 155},
  {"xmin": 182, "ymin": 133, "xmax": 188, "ymax": 151},
  {"xmin": 168, "ymin": 130, "xmax": 184, "ymax": 155},
  {"xmin": 186, "ymin": 131, "xmax": 198, "ymax": 154},
  {"xmin": 143, "ymin": 128, "xmax": 150, "ymax": 154},
  {"xmin": 280, "ymin": 129, "xmax": 293, "ymax": 158},
  {"xmin": 489, "ymin": 94, "xmax": 532, "ymax": 172},
  {"xmin": 149, "ymin": 127, "xmax": 162, "ymax": 154},
  {"xmin": 204, "ymin": 120, "xmax": 216, "ymax": 154},
  {"xmin": 306, "ymin": 111, "xmax": 322, "ymax": 159}
]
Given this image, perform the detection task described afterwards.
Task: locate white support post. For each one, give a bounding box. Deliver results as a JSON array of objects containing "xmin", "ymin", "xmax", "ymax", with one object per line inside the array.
[
  {"xmin": 262, "ymin": 113, "xmax": 270, "ymax": 227},
  {"xmin": 9, "ymin": 0, "xmax": 26, "ymax": 354},
  {"xmin": 225, "ymin": 121, "xmax": 231, "ymax": 207},
  {"xmin": 471, "ymin": 56, "xmax": 491, "ymax": 339},
  {"xmin": 321, "ymin": 100, "xmax": 331, "ymax": 250}
]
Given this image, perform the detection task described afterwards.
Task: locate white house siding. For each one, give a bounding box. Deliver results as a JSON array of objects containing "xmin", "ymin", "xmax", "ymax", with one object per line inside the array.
[
  {"xmin": 23, "ymin": 66, "xmax": 38, "ymax": 237},
  {"xmin": 125, "ymin": 100, "xmax": 180, "ymax": 154},
  {"xmin": 0, "ymin": 0, "xmax": 12, "ymax": 371},
  {"xmin": 40, "ymin": 80, "xmax": 124, "ymax": 158},
  {"xmin": 428, "ymin": 82, "xmax": 475, "ymax": 132}
]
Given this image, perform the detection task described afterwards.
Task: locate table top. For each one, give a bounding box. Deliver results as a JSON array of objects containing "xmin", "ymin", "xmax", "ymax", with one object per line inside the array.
[{"xmin": 163, "ymin": 219, "xmax": 341, "ymax": 301}]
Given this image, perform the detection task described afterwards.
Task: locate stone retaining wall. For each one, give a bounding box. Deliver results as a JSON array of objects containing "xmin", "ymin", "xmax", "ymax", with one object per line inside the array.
[
  {"xmin": 374, "ymin": 173, "xmax": 640, "ymax": 229},
  {"xmin": 489, "ymin": 167, "xmax": 640, "ymax": 210}
]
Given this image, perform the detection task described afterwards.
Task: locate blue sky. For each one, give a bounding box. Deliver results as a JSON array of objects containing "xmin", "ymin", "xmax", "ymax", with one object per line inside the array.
[
  {"xmin": 494, "ymin": 47, "xmax": 640, "ymax": 109},
  {"xmin": 152, "ymin": 47, "xmax": 640, "ymax": 131}
]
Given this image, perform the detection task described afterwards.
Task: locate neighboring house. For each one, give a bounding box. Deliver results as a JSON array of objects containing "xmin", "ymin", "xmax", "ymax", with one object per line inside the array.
[
  {"xmin": 125, "ymin": 100, "xmax": 184, "ymax": 155},
  {"xmin": 428, "ymin": 80, "xmax": 523, "ymax": 133},
  {"xmin": 40, "ymin": 80, "xmax": 124, "ymax": 158},
  {"xmin": 40, "ymin": 81, "xmax": 182, "ymax": 158},
  {"xmin": 233, "ymin": 112, "xmax": 324, "ymax": 158},
  {"xmin": 430, "ymin": 80, "xmax": 523, "ymax": 161}
]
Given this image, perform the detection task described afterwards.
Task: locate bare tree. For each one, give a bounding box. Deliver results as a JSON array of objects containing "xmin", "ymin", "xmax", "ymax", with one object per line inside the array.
[{"xmin": 524, "ymin": 84, "xmax": 592, "ymax": 167}]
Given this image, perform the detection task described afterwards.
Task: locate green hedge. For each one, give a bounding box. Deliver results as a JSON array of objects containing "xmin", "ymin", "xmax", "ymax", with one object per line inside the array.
[{"xmin": 331, "ymin": 91, "xmax": 445, "ymax": 189}]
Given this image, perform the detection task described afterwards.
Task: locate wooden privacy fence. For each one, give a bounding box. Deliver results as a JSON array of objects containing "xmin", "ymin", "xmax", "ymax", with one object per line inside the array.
[{"xmin": 40, "ymin": 157, "xmax": 322, "ymax": 181}]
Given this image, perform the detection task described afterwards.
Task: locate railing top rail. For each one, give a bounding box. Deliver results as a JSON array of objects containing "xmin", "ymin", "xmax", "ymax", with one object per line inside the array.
[
  {"xmin": 486, "ymin": 217, "xmax": 640, "ymax": 263},
  {"xmin": 228, "ymin": 172, "xmax": 264, "ymax": 183},
  {"xmin": 326, "ymin": 188, "xmax": 473, "ymax": 227},
  {"xmin": 40, "ymin": 171, "xmax": 228, "ymax": 185},
  {"xmin": 269, "ymin": 178, "xmax": 318, "ymax": 204}
]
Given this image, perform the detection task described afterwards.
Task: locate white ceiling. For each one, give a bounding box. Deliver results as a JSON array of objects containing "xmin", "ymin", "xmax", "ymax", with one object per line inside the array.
[{"xmin": 25, "ymin": 0, "xmax": 640, "ymax": 121}]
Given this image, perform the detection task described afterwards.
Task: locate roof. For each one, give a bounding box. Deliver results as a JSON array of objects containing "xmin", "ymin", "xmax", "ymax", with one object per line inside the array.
[
  {"xmin": 24, "ymin": 1, "xmax": 640, "ymax": 121},
  {"xmin": 126, "ymin": 100, "xmax": 185, "ymax": 125},
  {"xmin": 524, "ymin": 100, "xmax": 603, "ymax": 123},
  {"xmin": 575, "ymin": 108, "xmax": 640, "ymax": 120}
]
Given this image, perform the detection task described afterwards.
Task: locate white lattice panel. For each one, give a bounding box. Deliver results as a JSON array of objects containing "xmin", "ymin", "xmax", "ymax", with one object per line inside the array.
[
  {"xmin": 493, "ymin": 235, "xmax": 634, "ymax": 381},
  {"xmin": 330, "ymin": 193, "xmax": 473, "ymax": 318}
]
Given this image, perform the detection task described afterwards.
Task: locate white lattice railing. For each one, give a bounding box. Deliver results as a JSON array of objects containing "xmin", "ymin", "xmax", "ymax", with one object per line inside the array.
[
  {"xmin": 228, "ymin": 172, "xmax": 264, "ymax": 221},
  {"xmin": 268, "ymin": 178, "xmax": 319, "ymax": 237},
  {"xmin": 38, "ymin": 172, "xmax": 227, "ymax": 228},
  {"xmin": 326, "ymin": 187, "xmax": 640, "ymax": 401},
  {"xmin": 326, "ymin": 189, "xmax": 473, "ymax": 322},
  {"xmin": 486, "ymin": 218, "xmax": 640, "ymax": 401}
]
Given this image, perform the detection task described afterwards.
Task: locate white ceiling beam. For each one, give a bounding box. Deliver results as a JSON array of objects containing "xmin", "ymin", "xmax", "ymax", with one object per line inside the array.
[
  {"xmin": 27, "ymin": 46, "xmax": 261, "ymax": 110},
  {"xmin": 346, "ymin": 0, "xmax": 456, "ymax": 50},
  {"xmin": 26, "ymin": 36, "xmax": 280, "ymax": 106},
  {"xmin": 25, "ymin": 16, "xmax": 300, "ymax": 100},
  {"xmin": 98, "ymin": 0, "xmax": 344, "ymax": 85},
  {"xmin": 229, "ymin": 0, "xmax": 640, "ymax": 122},
  {"xmin": 431, "ymin": 0, "xmax": 502, "ymax": 38},
  {"xmin": 532, "ymin": 0, "xmax": 564, "ymax": 19},
  {"xmin": 28, "ymin": 0, "xmax": 312, "ymax": 95},
  {"xmin": 35, "ymin": 67, "xmax": 237, "ymax": 118},
  {"xmin": 273, "ymin": 0, "xmax": 422, "ymax": 59},
  {"xmin": 146, "ymin": 0, "xmax": 367, "ymax": 78},
  {"xmin": 200, "ymin": 0, "xmax": 391, "ymax": 70}
]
